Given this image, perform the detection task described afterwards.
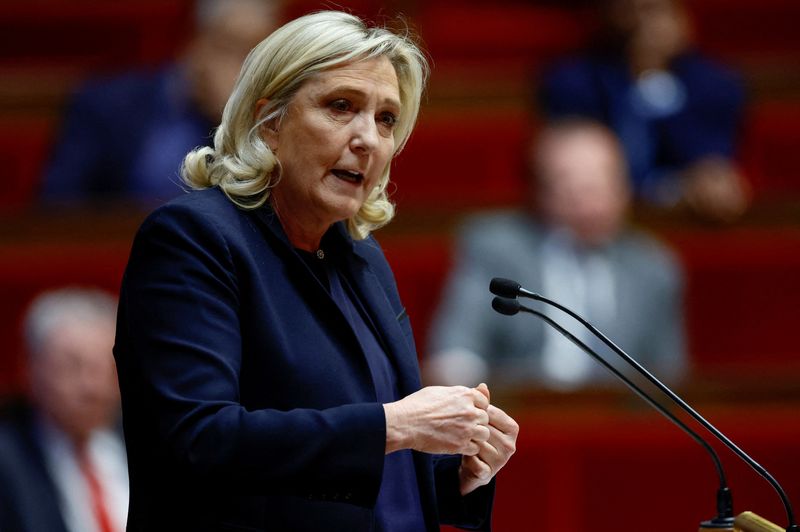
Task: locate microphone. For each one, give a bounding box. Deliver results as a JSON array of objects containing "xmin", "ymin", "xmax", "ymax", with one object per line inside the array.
[
  {"xmin": 489, "ymin": 277, "xmax": 524, "ymax": 299},
  {"xmin": 491, "ymin": 296, "xmax": 734, "ymax": 528},
  {"xmin": 490, "ymin": 277, "xmax": 537, "ymax": 300},
  {"xmin": 490, "ymin": 278, "xmax": 798, "ymax": 532}
]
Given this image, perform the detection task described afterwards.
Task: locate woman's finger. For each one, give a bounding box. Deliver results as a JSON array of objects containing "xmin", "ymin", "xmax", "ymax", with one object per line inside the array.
[
  {"xmin": 462, "ymin": 440, "xmax": 481, "ymax": 456},
  {"xmin": 462, "ymin": 454, "xmax": 492, "ymax": 481},
  {"xmin": 487, "ymin": 404, "xmax": 520, "ymax": 435},
  {"xmin": 472, "ymin": 424, "xmax": 491, "ymax": 443}
]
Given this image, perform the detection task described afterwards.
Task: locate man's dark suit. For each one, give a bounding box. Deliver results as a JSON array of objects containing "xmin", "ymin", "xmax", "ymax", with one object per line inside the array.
[
  {"xmin": 42, "ymin": 66, "xmax": 212, "ymax": 204},
  {"xmin": 114, "ymin": 187, "xmax": 493, "ymax": 531},
  {"xmin": 0, "ymin": 409, "xmax": 70, "ymax": 532}
]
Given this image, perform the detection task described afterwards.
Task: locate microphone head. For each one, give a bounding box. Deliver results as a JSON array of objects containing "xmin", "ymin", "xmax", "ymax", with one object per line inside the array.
[
  {"xmin": 489, "ymin": 277, "xmax": 521, "ymax": 298},
  {"xmin": 492, "ymin": 296, "xmax": 521, "ymax": 316}
]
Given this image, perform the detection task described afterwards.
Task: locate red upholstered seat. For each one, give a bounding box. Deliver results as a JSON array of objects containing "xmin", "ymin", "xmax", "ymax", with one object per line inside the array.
[
  {"xmin": 0, "ymin": 2, "xmax": 193, "ymax": 72},
  {"xmin": 417, "ymin": 4, "xmax": 591, "ymax": 68},
  {"xmin": 0, "ymin": 118, "xmax": 54, "ymax": 212},
  {"xmin": 741, "ymin": 102, "xmax": 800, "ymax": 198},
  {"xmin": 690, "ymin": 0, "xmax": 800, "ymax": 63},
  {"xmin": 664, "ymin": 228, "xmax": 800, "ymax": 376},
  {"xmin": 390, "ymin": 110, "xmax": 530, "ymax": 210}
]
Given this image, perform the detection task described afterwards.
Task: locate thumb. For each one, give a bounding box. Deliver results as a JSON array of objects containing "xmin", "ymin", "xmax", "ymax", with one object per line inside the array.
[{"xmin": 475, "ymin": 382, "xmax": 490, "ymax": 402}]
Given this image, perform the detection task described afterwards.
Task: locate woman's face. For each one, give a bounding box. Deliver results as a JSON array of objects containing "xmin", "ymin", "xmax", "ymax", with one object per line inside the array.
[{"xmin": 266, "ymin": 56, "xmax": 401, "ymax": 233}]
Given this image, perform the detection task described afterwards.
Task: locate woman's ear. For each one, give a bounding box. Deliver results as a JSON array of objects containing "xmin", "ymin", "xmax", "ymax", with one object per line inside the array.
[{"xmin": 255, "ymin": 98, "xmax": 279, "ymax": 150}]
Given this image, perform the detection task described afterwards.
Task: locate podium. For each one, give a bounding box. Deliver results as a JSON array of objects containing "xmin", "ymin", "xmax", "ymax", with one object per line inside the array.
[{"xmin": 698, "ymin": 511, "xmax": 783, "ymax": 532}]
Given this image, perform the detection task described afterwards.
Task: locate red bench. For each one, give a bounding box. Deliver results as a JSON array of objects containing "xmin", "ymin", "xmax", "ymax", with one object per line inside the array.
[
  {"xmin": 742, "ymin": 102, "xmax": 800, "ymax": 198},
  {"xmin": 0, "ymin": 2, "xmax": 193, "ymax": 72},
  {"xmin": 0, "ymin": 118, "xmax": 54, "ymax": 212},
  {"xmin": 443, "ymin": 404, "xmax": 800, "ymax": 532},
  {"xmin": 390, "ymin": 109, "xmax": 530, "ymax": 210}
]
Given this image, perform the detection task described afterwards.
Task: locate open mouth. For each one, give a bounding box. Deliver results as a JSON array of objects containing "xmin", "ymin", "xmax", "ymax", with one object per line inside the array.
[{"xmin": 331, "ymin": 169, "xmax": 364, "ymax": 184}]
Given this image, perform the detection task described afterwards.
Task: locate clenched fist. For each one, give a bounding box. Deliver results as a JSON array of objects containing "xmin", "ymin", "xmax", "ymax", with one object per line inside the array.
[
  {"xmin": 458, "ymin": 384, "xmax": 519, "ymax": 495},
  {"xmin": 383, "ymin": 385, "xmax": 491, "ymax": 455}
]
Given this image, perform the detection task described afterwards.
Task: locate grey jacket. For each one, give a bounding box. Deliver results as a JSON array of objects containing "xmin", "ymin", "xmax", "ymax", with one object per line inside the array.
[{"xmin": 428, "ymin": 211, "xmax": 686, "ymax": 388}]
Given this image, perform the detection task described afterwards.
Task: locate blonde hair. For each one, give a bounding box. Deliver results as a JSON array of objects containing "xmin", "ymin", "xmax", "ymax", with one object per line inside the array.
[{"xmin": 181, "ymin": 10, "xmax": 428, "ymax": 239}]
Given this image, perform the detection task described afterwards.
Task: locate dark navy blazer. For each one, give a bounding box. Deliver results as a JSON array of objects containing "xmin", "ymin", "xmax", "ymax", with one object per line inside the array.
[{"xmin": 113, "ymin": 188, "xmax": 493, "ymax": 531}]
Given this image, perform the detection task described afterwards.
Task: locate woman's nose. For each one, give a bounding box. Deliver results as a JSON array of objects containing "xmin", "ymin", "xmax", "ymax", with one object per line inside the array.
[{"xmin": 350, "ymin": 112, "xmax": 380, "ymax": 153}]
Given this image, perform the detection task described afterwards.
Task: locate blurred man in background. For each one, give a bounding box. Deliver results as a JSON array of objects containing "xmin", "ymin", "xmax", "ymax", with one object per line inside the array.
[
  {"xmin": 426, "ymin": 119, "xmax": 686, "ymax": 391},
  {"xmin": 0, "ymin": 288, "xmax": 126, "ymax": 532},
  {"xmin": 41, "ymin": 0, "xmax": 280, "ymax": 206},
  {"xmin": 540, "ymin": 0, "xmax": 749, "ymax": 222}
]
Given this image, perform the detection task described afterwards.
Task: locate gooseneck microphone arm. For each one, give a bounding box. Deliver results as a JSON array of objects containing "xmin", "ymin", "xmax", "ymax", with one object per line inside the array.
[
  {"xmin": 491, "ymin": 296, "xmax": 734, "ymax": 527},
  {"xmin": 490, "ymin": 278, "xmax": 797, "ymax": 532}
]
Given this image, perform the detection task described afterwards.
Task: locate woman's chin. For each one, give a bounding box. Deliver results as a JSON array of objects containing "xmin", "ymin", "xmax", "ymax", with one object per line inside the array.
[{"xmin": 318, "ymin": 191, "xmax": 366, "ymax": 222}]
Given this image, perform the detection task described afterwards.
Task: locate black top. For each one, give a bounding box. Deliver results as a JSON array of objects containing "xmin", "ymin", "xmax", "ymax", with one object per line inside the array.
[{"xmin": 301, "ymin": 246, "xmax": 427, "ymax": 532}]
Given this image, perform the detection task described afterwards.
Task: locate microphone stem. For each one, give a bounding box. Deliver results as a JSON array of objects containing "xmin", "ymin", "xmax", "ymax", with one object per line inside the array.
[
  {"xmin": 519, "ymin": 306, "xmax": 730, "ymax": 493},
  {"xmin": 526, "ymin": 290, "xmax": 797, "ymax": 529}
]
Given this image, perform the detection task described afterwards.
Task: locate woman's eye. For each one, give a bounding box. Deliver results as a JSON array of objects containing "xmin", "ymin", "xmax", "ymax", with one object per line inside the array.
[
  {"xmin": 330, "ymin": 99, "xmax": 351, "ymax": 112},
  {"xmin": 379, "ymin": 112, "xmax": 398, "ymax": 128}
]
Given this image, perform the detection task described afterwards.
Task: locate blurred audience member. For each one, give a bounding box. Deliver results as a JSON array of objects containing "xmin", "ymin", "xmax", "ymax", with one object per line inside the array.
[
  {"xmin": 426, "ymin": 120, "xmax": 686, "ymax": 390},
  {"xmin": 41, "ymin": 0, "xmax": 280, "ymax": 206},
  {"xmin": 540, "ymin": 0, "xmax": 749, "ymax": 222},
  {"xmin": 0, "ymin": 288, "xmax": 126, "ymax": 532}
]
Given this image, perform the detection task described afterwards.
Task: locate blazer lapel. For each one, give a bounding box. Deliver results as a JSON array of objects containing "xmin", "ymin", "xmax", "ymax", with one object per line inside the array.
[
  {"xmin": 342, "ymin": 240, "xmax": 422, "ymax": 396},
  {"xmin": 251, "ymin": 206, "xmax": 420, "ymax": 394}
]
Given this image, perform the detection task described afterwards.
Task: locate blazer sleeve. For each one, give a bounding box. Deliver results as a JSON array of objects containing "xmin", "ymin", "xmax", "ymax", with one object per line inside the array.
[
  {"xmin": 433, "ymin": 454, "xmax": 495, "ymax": 531},
  {"xmin": 114, "ymin": 204, "xmax": 386, "ymax": 505}
]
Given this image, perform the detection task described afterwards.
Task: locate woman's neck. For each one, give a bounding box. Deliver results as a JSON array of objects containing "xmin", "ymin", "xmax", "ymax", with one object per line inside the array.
[{"xmin": 271, "ymin": 199, "xmax": 327, "ymax": 252}]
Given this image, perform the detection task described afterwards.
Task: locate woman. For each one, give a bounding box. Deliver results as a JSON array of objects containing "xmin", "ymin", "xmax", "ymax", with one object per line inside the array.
[{"xmin": 114, "ymin": 11, "xmax": 518, "ymax": 532}]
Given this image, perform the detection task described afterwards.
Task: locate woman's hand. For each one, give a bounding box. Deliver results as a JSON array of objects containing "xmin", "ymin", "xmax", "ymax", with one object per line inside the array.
[
  {"xmin": 383, "ymin": 385, "xmax": 491, "ymax": 455},
  {"xmin": 458, "ymin": 384, "xmax": 519, "ymax": 495}
]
